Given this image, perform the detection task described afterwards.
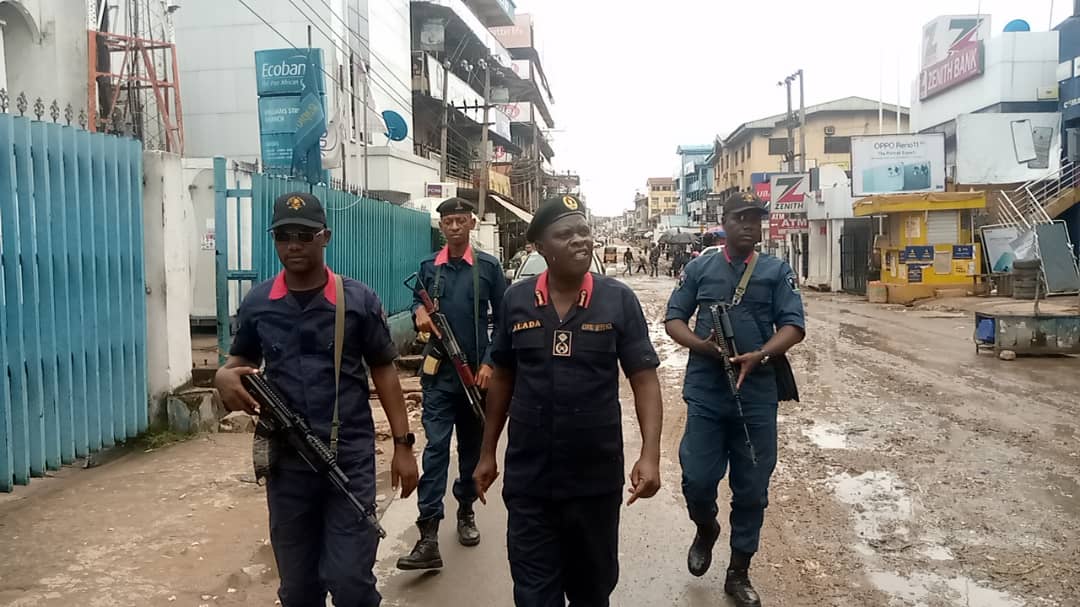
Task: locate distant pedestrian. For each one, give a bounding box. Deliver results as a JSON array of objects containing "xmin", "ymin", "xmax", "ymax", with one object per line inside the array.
[
  {"xmin": 649, "ymin": 245, "xmax": 661, "ymax": 277},
  {"xmin": 636, "ymin": 248, "xmax": 649, "ymax": 274},
  {"xmin": 474, "ymin": 194, "xmax": 663, "ymax": 607},
  {"xmin": 215, "ymin": 192, "xmax": 419, "ymax": 607},
  {"xmin": 623, "ymin": 248, "xmax": 634, "ymax": 277}
]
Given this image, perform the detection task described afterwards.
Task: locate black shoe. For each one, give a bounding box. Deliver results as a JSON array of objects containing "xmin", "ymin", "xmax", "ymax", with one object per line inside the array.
[
  {"xmin": 457, "ymin": 502, "xmax": 481, "ymax": 547},
  {"xmin": 725, "ymin": 567, "xmax": 762, "ymax": 607},
  {"xmin": 396, "ymin": 518, "xmax": 443, "ymax": 570},
  {"xmin": 686, "ymin": 519, "xmax": 721, "ymax": 577}
]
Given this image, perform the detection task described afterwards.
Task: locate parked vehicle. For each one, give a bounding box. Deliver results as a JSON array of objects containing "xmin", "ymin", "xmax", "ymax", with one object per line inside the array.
[{"xmin": 512, "ymin": 251, "xmax": 606, "ymax": 283}]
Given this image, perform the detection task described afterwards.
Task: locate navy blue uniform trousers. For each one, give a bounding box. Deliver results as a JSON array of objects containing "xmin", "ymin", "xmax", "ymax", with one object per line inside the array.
[
  {"xmin": 505, "ymin": 492, "xmax": 622, "ymax": 607},
  {"xmin": 267, "ymin": 457, "xmax": 381, "ymax": 607},
  {"xmin": 679, "ymin": 398, "xmax": 778, "ymax": 555},
  {"xmin": 417, "ymin": 387, "xmax": 482, "ymax": 520}
]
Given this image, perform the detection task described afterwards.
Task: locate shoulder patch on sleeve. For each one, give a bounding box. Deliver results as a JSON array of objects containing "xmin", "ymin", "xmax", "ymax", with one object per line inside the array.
[{"xmin": 786, "ymin": 274, "xmax": 800, "ymax": 293}]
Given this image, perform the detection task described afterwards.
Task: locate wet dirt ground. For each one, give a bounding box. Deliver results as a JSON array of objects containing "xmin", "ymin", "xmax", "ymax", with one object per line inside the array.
[{"xmin": 0, "ymin": 274, "xmax": 1077, "ymax": 606}]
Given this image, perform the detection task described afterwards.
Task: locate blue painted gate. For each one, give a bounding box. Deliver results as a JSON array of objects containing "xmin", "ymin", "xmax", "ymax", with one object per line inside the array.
[
  {"xmin": 213, "ymin": 157, "xmax": 432, "ymax": 362},
  {"xmin": 0, "ymin": 111, "xmax": 147, "ymax": 491}
]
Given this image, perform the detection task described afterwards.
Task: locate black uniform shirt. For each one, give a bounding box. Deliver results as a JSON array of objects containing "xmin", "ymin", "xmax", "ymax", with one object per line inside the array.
[{"xmin": 490, "ymin": 271, "xmax": 659, "ymax": 499}]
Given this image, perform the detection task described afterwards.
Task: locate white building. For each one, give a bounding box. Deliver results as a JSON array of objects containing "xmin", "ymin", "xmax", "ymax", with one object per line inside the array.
[
  {"xmin": 805, "ymin": 165, "xmax": 856, "ymax": 292},
  {"xmin": 0, "ymin": 0, "xmax": 91, "ymax": 110},
  {"xmin": 174, "ymin": 0, "xmax": 439, "ymax": 202}
]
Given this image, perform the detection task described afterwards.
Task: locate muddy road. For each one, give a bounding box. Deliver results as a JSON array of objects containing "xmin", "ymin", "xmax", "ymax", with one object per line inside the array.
[{"xmin": 0, "ymin": 275, "xmax": 1077, "ymax": 606}]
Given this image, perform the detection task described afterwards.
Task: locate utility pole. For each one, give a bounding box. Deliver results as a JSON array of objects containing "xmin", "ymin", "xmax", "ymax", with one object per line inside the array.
[
  {"xmin": 477, "ymin": 59, "xmax": 491, "ymax": 219},
  {"xmin": 439, "ymin": 58, "xmax": 450, "ymax": 180},
  {"xmin": 362, "ymin": 62, "xmax": 370, "ymax": 192},
  {"xmin": 781, "ymin": 76, "xmax": 795, "ymax": 171},
  {"xmin": 797, "ymin": 69, "xmax": 806, "ymax": 173}
]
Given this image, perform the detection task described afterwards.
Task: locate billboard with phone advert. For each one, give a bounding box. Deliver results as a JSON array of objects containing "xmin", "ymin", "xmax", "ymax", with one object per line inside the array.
[{"xmin": 955, "ymin": 113, "xmax": 1062, "ymax": 184}]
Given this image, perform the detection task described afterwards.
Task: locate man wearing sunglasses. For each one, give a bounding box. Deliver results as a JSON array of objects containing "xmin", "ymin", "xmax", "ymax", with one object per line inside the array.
[
  {"xmin": 215, "ymin": 191, "xmax": 419, "ymax": 607},
  {"xmin": 397, "ymin": 197, "xmax": 507, "ymax": 571}
]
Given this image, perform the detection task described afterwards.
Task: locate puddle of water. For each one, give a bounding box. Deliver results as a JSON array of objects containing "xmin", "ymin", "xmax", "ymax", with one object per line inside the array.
[
  {"xmin": 869, "ymin": 571, "xmax": 1023, "ymax": 607},
  {"xmin": 802, "ymin": 423, "xmax": 849, "ymax": 449},
  {"xmin": 828, "ymin": 471, "xmax": 912, "ymax": 542}
]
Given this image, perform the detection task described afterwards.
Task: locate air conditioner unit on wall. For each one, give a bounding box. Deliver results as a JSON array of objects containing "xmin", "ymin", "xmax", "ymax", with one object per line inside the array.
[{"xmin": 824, "ymin": 126, "xmax": 836, "ymax": 136}]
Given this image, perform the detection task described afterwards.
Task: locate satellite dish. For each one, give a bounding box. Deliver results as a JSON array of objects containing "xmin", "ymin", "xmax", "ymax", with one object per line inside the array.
[
  {"xmin": 382, "ymin": 110, "xmax": 408, "ymax": 142},
  {"xmin": 1003, "ymin": 19, "xmax": 1030, "ymax": 32}
]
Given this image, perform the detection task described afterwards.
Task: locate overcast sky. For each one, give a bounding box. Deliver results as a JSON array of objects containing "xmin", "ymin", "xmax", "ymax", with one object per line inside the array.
[{"xmin": 512, "ymin": 0, "xmax": 1070, "ymax": 217}]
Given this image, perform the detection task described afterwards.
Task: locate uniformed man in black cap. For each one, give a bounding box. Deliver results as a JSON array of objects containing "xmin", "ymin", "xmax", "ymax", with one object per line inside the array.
[
  {"xmin": 397, "ymin": 197, "xmax": 507, "ymax": 570},
  {"xmin": 474, "ymin": 194, "xmax": 664, "ymax": 606},
  {"xmin": 665, "ymin": 191, "xmax": 805, "ymax": 607},
  {"xmin": 216, "ymin": 192, "xmax": 419, "ymax": 606}
]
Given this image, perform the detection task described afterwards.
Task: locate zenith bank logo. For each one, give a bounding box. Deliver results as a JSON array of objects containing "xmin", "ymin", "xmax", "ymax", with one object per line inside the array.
[{"xmin": 774, "ymin": 176, "xmax": 806, "ymax": 203}]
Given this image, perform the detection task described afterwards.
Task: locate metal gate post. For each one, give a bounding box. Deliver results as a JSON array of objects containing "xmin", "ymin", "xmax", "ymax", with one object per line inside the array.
[{"xmin": 213, "ymin": 157, "xmax": 258, "ymax": 366}]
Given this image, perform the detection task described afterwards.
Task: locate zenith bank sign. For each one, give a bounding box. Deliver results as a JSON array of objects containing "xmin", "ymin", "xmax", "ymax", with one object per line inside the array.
[{"xmin": 919, "ymin": 18, "xmax": 986, "ymax": 100}]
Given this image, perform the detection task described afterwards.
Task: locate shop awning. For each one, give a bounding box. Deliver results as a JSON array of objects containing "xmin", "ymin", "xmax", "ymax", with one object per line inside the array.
[
  {"xmin": 853, "ymin": 192, "xmax": 987, "ymax": 216},
  {"xmin": 491, "ymin": 194, "xmax": 533, "ymax": 223}
]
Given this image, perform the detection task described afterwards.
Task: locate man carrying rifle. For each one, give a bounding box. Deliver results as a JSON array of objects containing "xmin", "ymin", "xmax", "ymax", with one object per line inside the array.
[
  {"xmin": 397, "ymin": 197, "xmax": 507, "ymax": 570},
  {"xmin": 215, "ymin": 192, "xmax": 419, "ymax": 607},
  {"xmin": 664, "ymin": 192, "xmax": 805, "ymax": 607}
]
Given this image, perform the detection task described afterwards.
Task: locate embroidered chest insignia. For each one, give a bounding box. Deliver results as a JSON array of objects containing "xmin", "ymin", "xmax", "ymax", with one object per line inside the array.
[{"xmin": 553, "ymin": 330, "xmax": 572, "ymax": 357}]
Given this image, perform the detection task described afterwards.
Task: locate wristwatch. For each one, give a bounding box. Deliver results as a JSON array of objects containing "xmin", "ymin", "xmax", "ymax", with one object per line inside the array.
[
  {"xmin": 393, "ymin": 433, "xmax": 416, "ymax": 447},
  {"xmin": 758, "ymin": 349, "xmax": 773, "ymax": 365}
]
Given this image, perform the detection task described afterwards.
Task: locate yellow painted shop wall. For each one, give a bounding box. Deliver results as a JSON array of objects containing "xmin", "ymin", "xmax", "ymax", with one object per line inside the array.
[{"xmin": 878, "ymin": 209, "xmax": 982, "ymax": 286}]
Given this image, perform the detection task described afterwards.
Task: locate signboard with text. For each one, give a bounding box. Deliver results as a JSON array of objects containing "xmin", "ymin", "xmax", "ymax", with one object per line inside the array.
[
  {"xmin": 255, "ymin": 48, "xmax": 327, "ymax": 181},
  {"xmin": 255, "ymin": 48, "xmax": 326, "ymax": 97},
  {"xmin": 768, "ymin": 174, "xmax": 809, "ymax": 214},
  {"xmin": 769, "ymin": 215, "xmax": 809, "ymax": 239},
  {"xmin": 851, "ymin": 133, "xmax": 946, "ymax": 196},
  {"xmin": 920, "ymin": 42, "xmax": 984, "ymax": 99}
]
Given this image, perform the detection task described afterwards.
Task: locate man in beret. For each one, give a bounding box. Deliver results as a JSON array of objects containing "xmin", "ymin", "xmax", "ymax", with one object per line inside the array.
[
  {"xmin": 398, "ymin": 197, "xmax": 507, "ymax": 570},
  {"xmin": 474, "ymin": 194, "xmax": 664, "ymax": 606},
  {"xmin": 665, "ymin": 191, "xmax": 805, "ymax": 607}
]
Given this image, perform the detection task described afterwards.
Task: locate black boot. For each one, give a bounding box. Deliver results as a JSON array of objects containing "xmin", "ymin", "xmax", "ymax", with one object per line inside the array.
[
  {"xmin": 457, "ymin": 502, "xmax": 480, "ymax": 547},
  {"xmin": 396, "ymin": 518, "xmax": 443, "ymax": 570},
  {"xmin": 725, "ymin": 566, "xmax": 762, "ymax": 607},
  {"xmin": 686, "ymin": 519, "xmax": 721, "ymax": 577}
]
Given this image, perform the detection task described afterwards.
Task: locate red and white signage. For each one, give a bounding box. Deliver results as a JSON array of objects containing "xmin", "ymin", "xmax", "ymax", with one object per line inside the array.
[
  {"xmin": 753, "ymin": 182, "xmax": 771, "ymax": 203},
  {"xmin": 769, "ymin": 215, "xmax": 809, "ymax": 239},
  {"xmin": 919, "ymin": 42, "xmax": 984, "ymax": 100},
  {"xmin": 768, "ymin": 174, "xmax": 809, "ymax": 214}
]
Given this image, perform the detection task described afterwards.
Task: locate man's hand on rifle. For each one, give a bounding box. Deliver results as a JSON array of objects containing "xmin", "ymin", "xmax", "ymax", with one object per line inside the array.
[
  {"xmin": 730, "ymin": 350, "xmax": 767, "ymax": 389},
  {"xmin": 690, "ymin": 333, "xmax": 725, "ymax": 360},
  {"xmin": 215, "ymin": 365, "xmax": 261, "ymax": 415},
  {"xmin": 476, "ymin": 364, "xmax": 494, "ymax": 390},
  {"xmin": 414, "ymin": 306, "xmax": 442, "ymax": 339}
]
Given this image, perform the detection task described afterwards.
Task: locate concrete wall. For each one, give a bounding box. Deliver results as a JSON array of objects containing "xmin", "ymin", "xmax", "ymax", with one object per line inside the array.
[
  {"xmin": 184, "ymin": 157, "xmax": 254, "ymax": 321},
  {"xmin": 0, "ymin": 0, "xmax": 88, "ymax": 110},
  {"xmin": 911, "ymin": 32, "xmax": 1060, "ymax": 132},
  {"xmin": 143, "ymin": 152, "xmax": 195, "ymax": 410},
  {"xmin": 361, "ymin": 145, "xmax": 440, "ymax": 202}
]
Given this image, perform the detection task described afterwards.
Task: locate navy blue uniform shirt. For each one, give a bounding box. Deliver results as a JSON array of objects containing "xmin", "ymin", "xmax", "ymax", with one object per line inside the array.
[
  {"xmin": 491, "ymin": 272, "xmax": 659, "ymax": 499},
  {"xmin": 665, "ymin": 250, "xmax": 804, "ymax": 406},
  {"xmin": 413, "ymin": 245, "xmax": 506, "ymax": 392},
  {"xmin": 230, "ymin": 267, "xmax": 398, "ymax": 465}
]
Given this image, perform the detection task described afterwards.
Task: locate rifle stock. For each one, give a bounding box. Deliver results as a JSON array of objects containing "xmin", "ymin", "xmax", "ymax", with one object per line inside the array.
[{"xmin": 241, "ymin": 373, "xmax": 387, "ymax": 538}]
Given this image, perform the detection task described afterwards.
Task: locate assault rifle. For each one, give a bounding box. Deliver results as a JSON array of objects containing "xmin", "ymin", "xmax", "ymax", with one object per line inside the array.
[
  {"xmin": 403, "ymin": 273, "xmax": 485, "ymax": 424},
  {"xmin": 707, "ymin": 303, "xmax": 758, "ymax": 466},
  {"xmin": 241, "ymin": 372, "xmax": 387, "ymax": 538}
]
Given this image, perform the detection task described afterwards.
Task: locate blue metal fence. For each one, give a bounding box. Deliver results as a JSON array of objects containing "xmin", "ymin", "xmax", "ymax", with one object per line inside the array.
[
  {"xmin": 214, "ymin": 158, "xmax": 432, "ymax": 362},
  {"xmin": 0, "ymin": 112, "xmax": 147, "ymax": 491}
]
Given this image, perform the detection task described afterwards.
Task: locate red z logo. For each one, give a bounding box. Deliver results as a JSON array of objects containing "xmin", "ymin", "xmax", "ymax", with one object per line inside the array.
[{"xmin": 775, "ymin": 176, "xmax": 805, "ymax": 203}]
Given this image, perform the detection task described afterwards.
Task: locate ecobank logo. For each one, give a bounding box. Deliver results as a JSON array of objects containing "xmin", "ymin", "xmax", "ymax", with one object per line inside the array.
[{"xmin": 255, "ymin": 48, "xmax": 325, "ymax": 97}]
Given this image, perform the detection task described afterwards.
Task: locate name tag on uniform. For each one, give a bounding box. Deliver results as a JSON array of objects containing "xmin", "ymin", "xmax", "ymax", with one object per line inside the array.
[
  {"xmin": 581, "ymin": 322, "xmax": 613, "ymax": 332},
  {"xmin": 553, "ymin": 330, "xmax": 572, "ymax": 357},
  {"xmin": 513, "ymin": 319, "xmax": 542, "ymax": 333}
]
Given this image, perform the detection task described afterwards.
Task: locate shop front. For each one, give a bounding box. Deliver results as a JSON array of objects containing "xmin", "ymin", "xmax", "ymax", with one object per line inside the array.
[{"xmin": 853, "ymin": 192, "xmax": 987, "ymax": 303}]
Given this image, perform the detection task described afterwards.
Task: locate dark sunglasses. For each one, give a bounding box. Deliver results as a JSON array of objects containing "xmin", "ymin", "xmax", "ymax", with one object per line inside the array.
[{"xmin": 272, "ymin": 229, "xmax": 325, "ymax": 243}]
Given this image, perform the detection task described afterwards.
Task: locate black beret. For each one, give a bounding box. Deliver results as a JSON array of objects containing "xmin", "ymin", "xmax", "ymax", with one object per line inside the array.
[
  {"xmin": 526, "ymin": 194, "xmax": 586, "ymax": 241},
  {"xmin": 436, "ymin": 197, "xmax": 476, "ymax": 216}
]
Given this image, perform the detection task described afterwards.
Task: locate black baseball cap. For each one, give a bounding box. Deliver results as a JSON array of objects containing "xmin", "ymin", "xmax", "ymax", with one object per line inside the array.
[
  {"xmin": 526, "ymin": 194, "xmax": 587, "ymax": 241},
  {"xmin": 269, "ymin": 192, "xmax": 327, "ymax": 230},
  {"xmin": 723, "ymin": 191, "xmax": 769, "ymax": 217}
]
